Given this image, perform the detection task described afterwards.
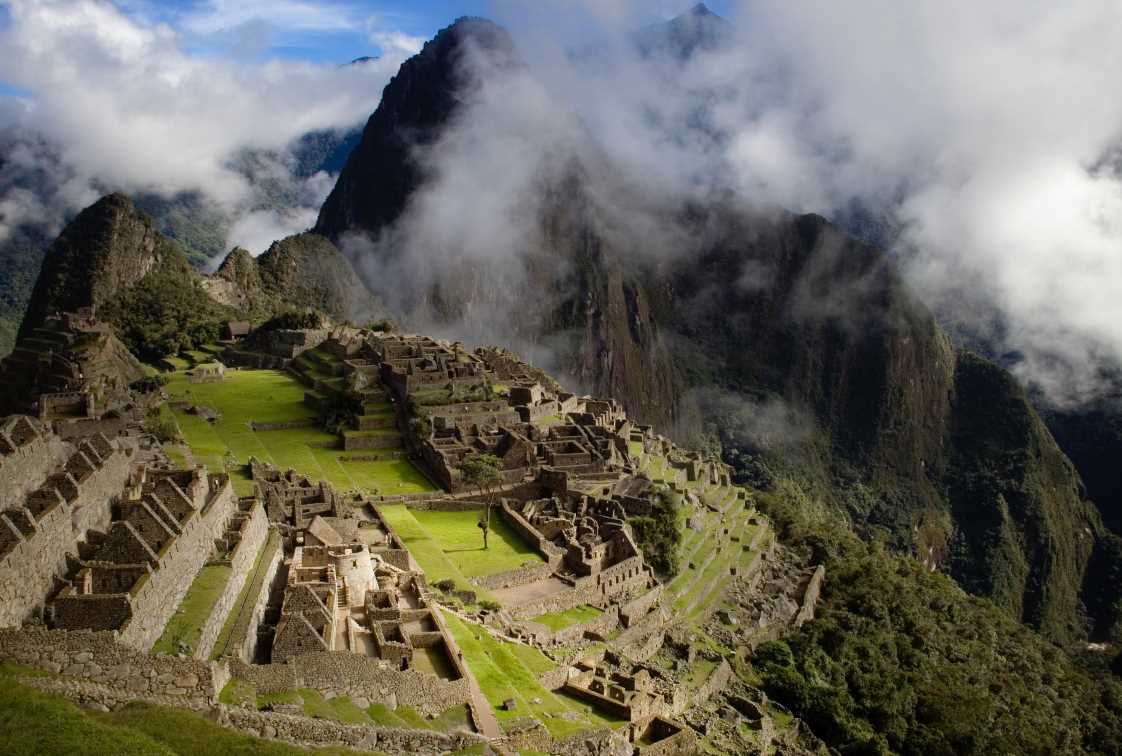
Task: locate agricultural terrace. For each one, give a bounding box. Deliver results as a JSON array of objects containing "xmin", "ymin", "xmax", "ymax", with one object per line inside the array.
[
  {"xmin": 440, "ymin": 611, "xmax": 626, "ymax": 739},
  {"xmin": 164, "ymin": 368, "xmax": 434, "ymax": 497}
]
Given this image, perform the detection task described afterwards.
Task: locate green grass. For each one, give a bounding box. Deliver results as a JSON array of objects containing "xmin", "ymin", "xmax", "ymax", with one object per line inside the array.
[
  {"xmin": 211, "ymin": 530, "xmax": 280, "ymax": 661},
  {"xmin": 408, "ymin": 509, "xmax": 545, "ymax": 579},
  {"xmin": 376, "ymin": 505, "xmax": 483, "ymax": 598},
  {"xmin": 0, "ymin": 669, "xmax": 379, "ymax": 756},
  {"xmin": 222, "ymin": 678, "xmax": 473, "ymax": 733},
  {"xmin": 530, "ymin": 605, "xmax": 603, "ymax": 632},
  {"xmin": 166, "ymin": 369, "xmax": 435, "ymax": 497},
  {"xmin": 152, "ymin": 565, "xmax": 232, "ymax": 656},
  {"xmin": 441, "ymin": 611, "xmax": 624, "ymax": 739}
]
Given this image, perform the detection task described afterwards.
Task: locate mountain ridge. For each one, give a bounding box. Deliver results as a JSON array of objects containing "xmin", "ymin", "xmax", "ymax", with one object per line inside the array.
[{"xmin": 310, "ymin": 14, "xmax": 1122, "ymax": 645}]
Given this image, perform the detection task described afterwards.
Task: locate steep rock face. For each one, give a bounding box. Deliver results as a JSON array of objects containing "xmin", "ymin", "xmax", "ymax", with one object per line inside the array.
[
  {"xmin": 19, "ymin": 193, "xmax": 162, "ymax": 337},
  {"xmin": 20, "ymin": 196, "xmax": 377, "ymax": 363},
  {"xmin": 312, "ymin": 16, "xmax": 1118, "ymax": 641},
  {"xmin": 943, "ymin": 352, "xmax": 1105, "ymax": 641},
  {"xmin": 207, "ymin": 234, "xmax": 379, "ymax": 323},
  {"xmin": 316, "ymin": 18, "xmax": 520, "ymax": 240},
  {"xmin": 255, "ymin": 233, "xmax": 378, "ymax": 322}
]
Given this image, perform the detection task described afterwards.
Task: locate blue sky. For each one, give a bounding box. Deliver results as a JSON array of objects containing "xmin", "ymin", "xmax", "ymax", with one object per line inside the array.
[{"xmin": 1, "ymin": 1, "xmax": 732, "ymax": 66}]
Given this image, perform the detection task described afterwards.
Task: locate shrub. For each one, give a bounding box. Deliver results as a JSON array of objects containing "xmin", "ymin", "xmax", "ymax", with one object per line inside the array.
[
  {"xmin": 258, "ymin": 309, "xmax": 325, "ymax": 332},
  {"xmin": 629, "ymin": 488, "xmax": 683, "ymax": 577},
  {"xmin": 143, "ymin": 407, "xmax": 178, "ymax": 443}
]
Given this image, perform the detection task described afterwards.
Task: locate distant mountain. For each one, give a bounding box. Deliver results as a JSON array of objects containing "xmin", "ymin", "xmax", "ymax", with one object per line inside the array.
[
  {"xmin": 314, "ymin": 14, "xmax": 1122, "ymax": 645},
  {"xmin": 0, "ymin": 124, "xmax": 363, "ymax": 358},
  {"xmin": 634, "ymin": 3, "xmax": 734, "ymax": 58},
  {"xmin": 18, "ymin": 193, "xmax": 377, "ymax": 361}
]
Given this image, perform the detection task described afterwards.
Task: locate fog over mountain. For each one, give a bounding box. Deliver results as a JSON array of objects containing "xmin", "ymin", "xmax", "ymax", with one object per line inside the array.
[
  {"xmin": 4, "ymin": 0, "xmax": 1122, "ymax": 412},
  {"xmin": 0, "ymin": 0, "xmax": 415, "ymax": 252}
]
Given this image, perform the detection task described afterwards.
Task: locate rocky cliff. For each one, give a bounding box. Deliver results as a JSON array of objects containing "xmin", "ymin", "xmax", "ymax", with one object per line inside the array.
[
  {"xmin": 18, "ymin": 194, "xmax": 165, "ymax": 338},
  {"xmin": 208, "ymin": 234, "xmax": 378, "ymax": 322},
  {"xmin": 312, "ymin": 15, "xmax": 1122, "ymax": 643},
  {"xmin": 21, "ymin": 195, "xmax": 377, "ymax": 361}
]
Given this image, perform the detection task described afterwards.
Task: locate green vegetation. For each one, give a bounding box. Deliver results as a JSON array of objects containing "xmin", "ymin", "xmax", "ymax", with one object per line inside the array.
[
  {"xmin": 751, "ymin": 480, "xmax": 1122, "ymax": 756},
  {"xmin": 440, "ymin": 611, "xmax": 623, "ymax": 738},
  {"xmin": 102, "ymin": 246, "xmax": 236, "ymax": 361},
  {"xmin": 409, "ymin": 508, "xmax": 544, "ymax": 578},
  {"xmin": 258, "ymin": 309, "xmax": 325, "ymax": 332},
  {"xmin": 0, "ymin": 665, "xmax": 381, "ymax": 756},
  {"xmin": 152, "ymin": 565, "xmax": 232, "ymax": 656},
  {"xmin": 628, "ymin": 488, "xmax": 684, "ymax": 577},
  {"xmin": 211, "ymin": 530, "xmax": 281, "ymax": 660},
  {"xmin": 459, "ymin": 453, "xmax": 502, "ymax": 550},
  {"xmin": 164, "ymin": 369, "xmax": 434, "ymax": 497},
  {"xmin": 530, "ymin": 605, "xmax": 603, "ymax": 632},
  {"xmin": 144, "ymin": 405, "xmax": 180, "ymax": 444},
  {"xmin": 218, "ymin": 679, "xmax": 471, "ymax": 733}
]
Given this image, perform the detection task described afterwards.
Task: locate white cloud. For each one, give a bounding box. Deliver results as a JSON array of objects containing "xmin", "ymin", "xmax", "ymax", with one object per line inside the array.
[
  {"xmin": 179, "ymin": 0, "xmax": 362, "ymax": 36},
  {"xmin": 0, "ymin": 0, "xmax": 411, "ymax": 264}
]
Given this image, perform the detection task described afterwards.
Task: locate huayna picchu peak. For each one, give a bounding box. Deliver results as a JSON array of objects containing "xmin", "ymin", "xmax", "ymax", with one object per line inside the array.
[{"xmin": 1, "ymin": 5, "xmax": 1121, "ymax": 756}]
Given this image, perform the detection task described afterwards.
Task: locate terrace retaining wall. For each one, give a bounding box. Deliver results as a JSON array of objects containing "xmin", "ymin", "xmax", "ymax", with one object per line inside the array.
[
  {"xmin": 0, "ymin": 627, "xmax": 227, "ymax": 703},
  {"xmin": 230, "ymin": 651, "xmax": 471, "ymax": 716},
  {"xmin": 194, "ymin": 503, "xmax": 269, "ymax": 660}
]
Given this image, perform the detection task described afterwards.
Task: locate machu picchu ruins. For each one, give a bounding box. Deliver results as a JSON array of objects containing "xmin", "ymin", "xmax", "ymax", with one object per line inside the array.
[{"xmin": 0, "ymin": 312, "xmax": 826, "ymax": 754}]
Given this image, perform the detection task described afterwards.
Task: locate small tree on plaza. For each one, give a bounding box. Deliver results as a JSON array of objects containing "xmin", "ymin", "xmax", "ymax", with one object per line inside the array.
[{"xmin": 460, "ymin": 453, "xmax": 502, "ymax": 550}]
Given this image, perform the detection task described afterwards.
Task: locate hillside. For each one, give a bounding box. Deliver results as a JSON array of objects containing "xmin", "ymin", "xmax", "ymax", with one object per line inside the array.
[
  {"xmin": 311, "ymin": 15, "xmax": 1122, "ymax": 645},
  {"xmin": 16, "ymin": 194, "xmax": 379, "ymax": 362}
]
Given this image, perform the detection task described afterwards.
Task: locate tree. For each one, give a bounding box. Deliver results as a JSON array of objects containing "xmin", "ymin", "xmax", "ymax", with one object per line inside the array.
[{"xmin": 460, "ymin": 453, "xmax": 502, "ymax": 550}]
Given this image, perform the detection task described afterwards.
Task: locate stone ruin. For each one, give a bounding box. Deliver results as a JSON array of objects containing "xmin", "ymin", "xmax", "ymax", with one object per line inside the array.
[
  {"xmin": 49, "ymin": 466, "xmax": 239, "ymax": 649},
  {"xmin": 249, "ymin": 462, "xmax": 469, "ymax": 690}
]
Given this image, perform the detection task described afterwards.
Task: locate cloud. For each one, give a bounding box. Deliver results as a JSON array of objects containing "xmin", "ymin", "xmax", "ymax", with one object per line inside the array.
[
  {"xmin": 710, "ymin": 1, "xmax": 1122, "ymax": 405},
  {"xmin": 0, "ymin": 0, "xmax": 408, "ymax": 258},
  {"xmin": 477, "ymin": 1, "xmax": 1122, "ymax": 406},
  {"xmin": 179, "ymin": 0, "xmax": 362, "ymax": 36}
]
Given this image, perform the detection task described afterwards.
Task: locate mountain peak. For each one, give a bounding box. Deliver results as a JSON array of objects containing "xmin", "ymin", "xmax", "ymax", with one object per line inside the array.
[
  {"xmin": 637, "ymin": 2, "xmax": 733, "ymax": 59},
  {"xmin": 315, "ymin": 17, "xmax": 520, "ymax": 241}
]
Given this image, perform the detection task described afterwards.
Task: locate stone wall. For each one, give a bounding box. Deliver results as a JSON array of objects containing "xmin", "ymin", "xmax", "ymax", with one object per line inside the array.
[
  {"xmin": 0, "ymin": 438, "xmax": 130, "ymax": 628},
  {"xmin": 195, "ymin": 503, "xmax": 269, "ymax": 660},
  {"xmin": 675, "ymin": 659, "xmax": 732, "ymax": 716},
  {"xmin": 545, "ymin": 605, "xmax": 620, "ymax": 646},
  {"xmin": 794, "ymin": 565, "xmax": 825, "ymax": 629},
  {"xmin": 220, "ymin": 707, "xmax": 486, "ymax": 753},
  {"xmin": 470, "ymin": 562, "xmax": 555, "ymax": 592},
  {"xmin": 619, "ymin": 584, "xmax": 663, "ymax": 628},
  {"xmin": 55, "ymin": 415, "xmax": 130, "ymax": 440},
  {"xmin": 343, "ymin": 434, "xmax": 403, "ymax": 451},
  {"xmin": 116, "ymin": 481, "xmax": 240, "ymax": 650},
  {"xmin": 0, "ymin": 419, "xmax": 67, "ymax": 501},
  {"xmin": 0, "ymin": 627, "xmax": 225, "ymax": 702},
  {"xmin": 231, "ymin": 651, "xmax": 472, "ymax": 716},
  {"xmin": 405, "ymin": 498, "xmax": 486, "ymax": 512}
]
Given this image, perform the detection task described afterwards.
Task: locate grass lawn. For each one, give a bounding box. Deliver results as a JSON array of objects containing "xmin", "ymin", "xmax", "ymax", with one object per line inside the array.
[
  {"xmin": 152, "ymin": 565, "xmax": 232, "ymax": 656},
  {"xmin": 222, "ymin": 679, "xmax": 473, "ymax": 733},
  {"xmin": 0, "ymin": 666, "xmax": 383, "ymax": 756},
  {"xmin": 409, "ymin": 508, "xmax": 544, "ymax": 579},
  {"xmin": 166, "ymin": 369, "xmax": 435, "ymax": 497},
  {"xmin": 376, "ymin": 505, "xmax": 485, "ymax": 598},
  {"xmin": 441, "ymin": 612, "xmax": 623, "ymax": 739},
  {"xmin": 530, "ymin": 605, "xmax": 603, "ymax": 632}
]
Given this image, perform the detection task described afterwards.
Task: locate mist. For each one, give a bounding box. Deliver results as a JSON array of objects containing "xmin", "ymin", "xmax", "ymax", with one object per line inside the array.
[
  {"xmin": 0, "ymin": 0, "xmax": 414, "ymax": 256},
  {"xmin": 338, "ymin": 0, "xmax": 1122, "ymax": 409}
]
